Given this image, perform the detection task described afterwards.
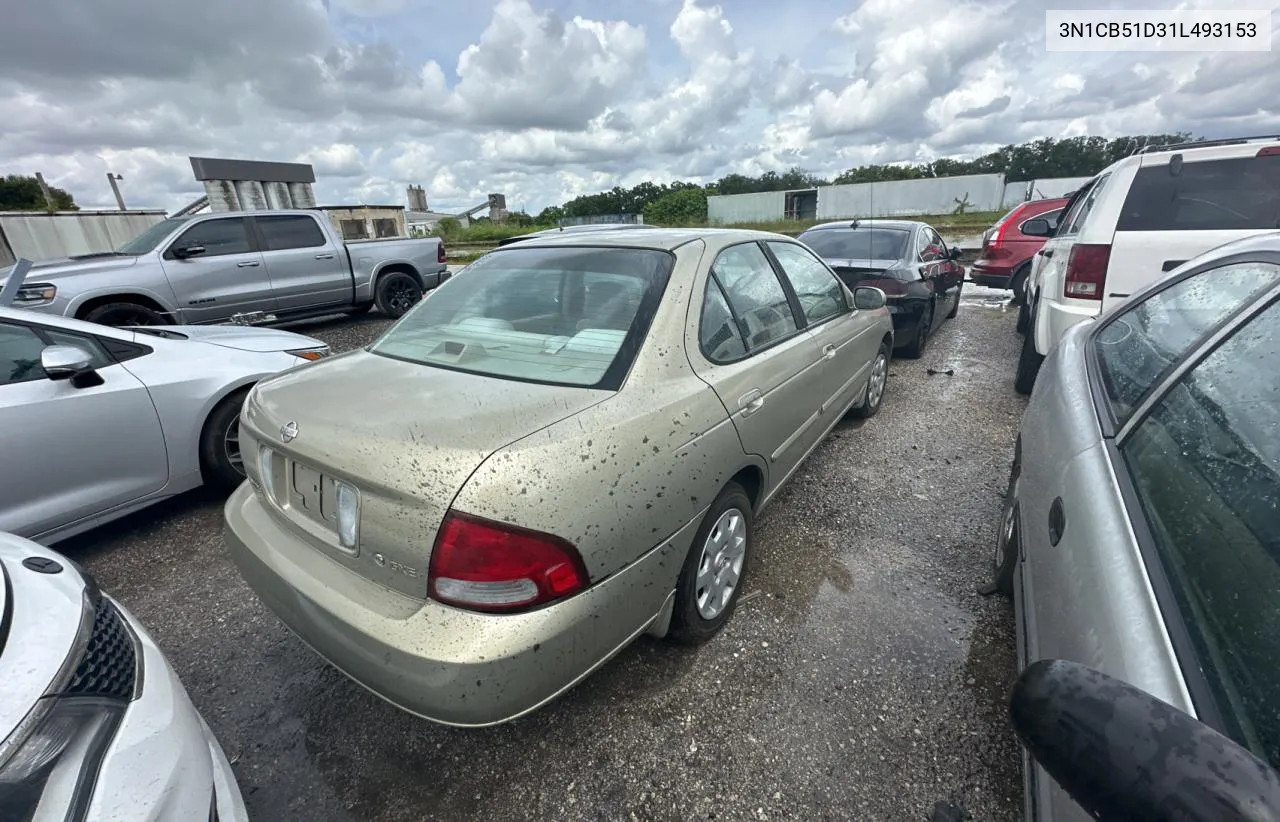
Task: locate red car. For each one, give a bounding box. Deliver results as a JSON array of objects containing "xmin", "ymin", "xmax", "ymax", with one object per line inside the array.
[{"xmin": 970, "ymin": 197, "xmax": 1070, "ymax": 304}]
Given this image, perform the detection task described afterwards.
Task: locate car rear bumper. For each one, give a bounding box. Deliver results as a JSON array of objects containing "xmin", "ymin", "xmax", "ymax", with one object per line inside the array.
[
  {"xmin": 970, "ymin": 264, "xmax": 1015, "ymax": 289},
  {"xmin": 1037, "ymin": 298, "xmax": 1100, "ymax": 356},
  {"xmin": 223, "ymin": 483, "xmax": 689, "ymax": 727},
  {"xmin": 90, "ymin": 598, "xmax": 248, "ymax": 822}
]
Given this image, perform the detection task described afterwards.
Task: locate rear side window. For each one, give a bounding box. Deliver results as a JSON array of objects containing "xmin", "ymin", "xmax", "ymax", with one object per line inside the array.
[
  {"xmin": 1094, "ymin": 261, "xmax": 1280, "ymax": 422},
  {"xmin": 1121, "ymin": 298, "xmax": 1280, "ymax": 768},
  {"xmin": 369, "ymin": 247, "xmax": 672, "ymax": 390},
  {"xmin": 699, "ymin": 281, "xmax": 748, "ymax": 362},
  {"xmin": 711, "ymin": 243, "xmax": 799, "ymax": 352},
  {"xmin": 1118, "ymin": 156, "xmax": 1280, "ymax": 232},
  {"xmin": 257, "ymin": 215, "xmax": 327, "ymax": 251},
  {"xmin": 1059, "ymin": 174, "xmax": 1110, "ymax": 235}
]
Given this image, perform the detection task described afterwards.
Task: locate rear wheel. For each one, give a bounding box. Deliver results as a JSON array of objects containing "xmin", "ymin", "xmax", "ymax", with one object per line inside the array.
[
  {"xmin": 851, "ymin": 342, "xmax": 890, "ymax": 419},
  {"xmin": 946, "ymin": 284, "xmax": 962, "ymax": 319},
  {"xmin": 82, "ymin": 302, "xmax": 165, "ymax": 327},
  {"xmin": 200, "ymin": 389, "xmax": 250, "ymax": 491},
  {"xmin": 669, "ymin": 482, "xmax": 753, "ymax": 645},
  {"xmin": 991, "ymin": 455, "xmax": 1022, "ymax": 597},
  {"xmin": 1010, "ymin": 264, "xmax": 1030, "ymax": 307},
  {"xmin": 1014, "ymin": 321, "xmax": 1043, "ymax": 395},
  {"xmin": 374, "ymin": 271, "xmax": 423, "ymax": 318},
  {"xmin": 900, "ymin": 300, "xmax": 934, "ymax": 359}
]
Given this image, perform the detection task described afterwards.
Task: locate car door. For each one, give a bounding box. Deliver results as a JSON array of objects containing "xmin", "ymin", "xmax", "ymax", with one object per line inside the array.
[
  {"xmin": 0, "ymin": 318, "xmax": 168, "ymax": 540},
  {"xmin": 763, "ymin": 240, "xmax": 879, "ymax": 415},
  {"xmin": 923, "ymin": 227, "xmax": 962, "ymax": 308},
  {"xmin": 686, "ymin": 242, "xmax": 828, "ymax": 489},
  {"xmin": 253, "ymin": 214, "xmax": 352, "ymax": 314},
  {"xmin": 158, "ymin": 215, "xmax": 277, "ymax": 323}
]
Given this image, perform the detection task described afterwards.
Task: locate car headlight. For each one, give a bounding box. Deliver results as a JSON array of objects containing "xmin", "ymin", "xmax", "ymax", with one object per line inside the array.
[
  {"xmin": 0, "ymin": 589, "xmax": 137, "ymax": 822},
  {"xmin": 334, "ymin": 481, "xmax": 360, "ymax": 550},
  {"xmin": 13, "ymin": 283, "xmax": 57, "ymax": 307},
  {"xmin": 287, "ymin": 346, "xmax": 330, "ymax": 362}
]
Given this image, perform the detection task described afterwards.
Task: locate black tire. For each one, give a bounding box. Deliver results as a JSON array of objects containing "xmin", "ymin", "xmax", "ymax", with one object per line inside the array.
[
  {"xmin": 200, "ymin": 389, "xmax": 250, "ymax": 491},
  {"xmin": 1016, "ymin": 296, "xmax": 1030, "ymax": 335},
  {"xmin": 374, "ymin": 271, "xmax": 424, "ymax": 318},
  {"xmin": 1014, "ymin": 321, "xmax": 1043, "ymax": 395},
  {"xmin": 1010, "ymin": 264, "xmax": 1030, "ymax": 307},
  {"xmin": 991, "ymin": 454, "xmax": 1022, "ymax": 597},
  {"xmin": 946, "ymin": 284, "xmax": 961, "ymax": 319},
  {"xmin": 669, "ymin": 482, "xmax": 753, "ymax": 645},
  {"xmin": 900, "ymin": 300, "xmax": 934, "ymax": 359},
  {"xmin": 82, "ymin": 302, "xmax": 165, "ymax": 327},
  {"xmin": 851, "ymin": 342, "xmax": 891, "ymax": 419}
]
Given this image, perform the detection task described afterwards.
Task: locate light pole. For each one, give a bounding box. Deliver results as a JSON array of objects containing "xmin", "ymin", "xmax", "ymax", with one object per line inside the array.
[{"xmin": 106, "ymin": 172, "xmax": 126, "ymax": 211}]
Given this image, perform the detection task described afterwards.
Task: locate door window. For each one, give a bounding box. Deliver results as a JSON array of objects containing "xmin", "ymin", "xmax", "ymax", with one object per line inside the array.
[
  {"xmin": 1094, "ymin": 261, "xmax": 1280, "ymax": 422},
  {"xmin": 1121, "ymin": 298, "xmax": 1280, "ymax": 768},
  {"xmin": 766, "ymin": 241, "xmax": 847, "ymax": 325},
  {"xmin": 1022, "ymin": 208, "xmax": 1063, "ymax": 235},
  {"xmin": 699, "ymin": 280, "xmax": 748, "ymax": 362},
  {"xmin": 0, "ymin": 322, "xmax": 46, "ymax": 385},
  {"xmin": 923, "ymin": 228, "xmax": 948, "ymax": 261},
  {"xmin": 710, "ymin": 243, "xmax": 799, "ymax": 352},
  {"xmin": 257, "ymin": 215, "xmax": 327, "ymax": 251},
  {"xmin": 168, "ymin": 218, "xmax": 252, "ymax": 258}
]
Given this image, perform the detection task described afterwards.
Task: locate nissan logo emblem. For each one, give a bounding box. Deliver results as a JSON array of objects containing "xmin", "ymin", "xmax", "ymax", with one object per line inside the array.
[{"xmin": 280, "ymin": 421, "xmax": 299, "ymax": 443}]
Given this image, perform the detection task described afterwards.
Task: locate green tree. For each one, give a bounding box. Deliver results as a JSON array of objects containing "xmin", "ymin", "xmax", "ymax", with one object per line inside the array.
[
  {"xmin": 535, "ymin": 205, "xmax": 565, "ymax": 225},
  {"xmin": 643, "ymin": 187, "xmax": 709, "ymax": 226},
  {"xmin": 434, "ymin": 217, "xmax": 462, "ymax": 239},
  {"xmin": 0, "ymin": 174, "xmax": 77, "ymax": 211},
  {"xmin": 506, "ymin": 210, "xmax": 536, "ymax": 228}
]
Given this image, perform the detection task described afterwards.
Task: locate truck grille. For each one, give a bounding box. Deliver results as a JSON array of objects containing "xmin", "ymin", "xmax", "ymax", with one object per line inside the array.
[{"xmin": 65, "ymin": 599, "xmax": 138, "ymax": 700}]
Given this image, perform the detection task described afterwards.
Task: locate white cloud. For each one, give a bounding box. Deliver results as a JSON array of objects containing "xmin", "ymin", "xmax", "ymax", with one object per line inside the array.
[{"xmin": 0, "ymin": 0, "xmax": 1275, "ymax": 217}]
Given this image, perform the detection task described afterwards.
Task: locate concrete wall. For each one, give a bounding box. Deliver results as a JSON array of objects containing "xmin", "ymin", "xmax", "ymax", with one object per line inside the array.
[
  {"xmin": 707, "ymin": 190, "xmax": 787, "ymax": 224},
  {"xmin": 0, "ymin": 210, "xmax": 168, "ymax": 264},
  {"xmin": 817, "ymin": 174, "xmax": 1007, "ymax": 220},
  {"xmin": 320, "ymin": 207, "xmax": 407, "ymax": 241}
]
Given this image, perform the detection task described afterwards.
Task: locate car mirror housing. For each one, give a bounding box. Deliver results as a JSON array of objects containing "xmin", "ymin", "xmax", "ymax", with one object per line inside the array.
[
  {"xmin": 41, "ymin": 345, "xmax": 93, "ymax": 380},
  {"xmin": 853, "ymin": 286, "xmax": 887, "ymax": 310},
  {"xmin": 1021, "ymin": 218, "xmax": 1052, "ymax": 238},
  {"xmin": 1010, "ymin": 659, "xmax": 1280, "ymax": 822}
]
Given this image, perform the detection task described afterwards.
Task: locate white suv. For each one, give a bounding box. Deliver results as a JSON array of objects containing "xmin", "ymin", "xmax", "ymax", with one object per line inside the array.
[{"xmin": 1014, "ymin": 135, "xmax": 1280, "ymax": 394}]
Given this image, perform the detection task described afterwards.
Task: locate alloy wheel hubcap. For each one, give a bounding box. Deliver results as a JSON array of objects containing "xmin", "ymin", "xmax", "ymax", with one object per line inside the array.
[
  {"xmin": 388, "ymin": 279, "xmax": 421, "ymax": 313},
  {"xmin": 868, "ymin": 354, "xmax": 887, "ymax": 407},
  {"xmin": 224, "ymin": 417, "xmax": 244, "ymax": 475},
  {"xmin": 695, "ymin": 508, "xmax": 747, "ymax": 620}
]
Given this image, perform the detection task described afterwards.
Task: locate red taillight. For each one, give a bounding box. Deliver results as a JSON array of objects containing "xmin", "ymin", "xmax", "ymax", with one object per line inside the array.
[
  {"xmin": 1257, "ymin": 146, "xmax": 1280, "ymax": 156},
  {"xmin": 1063, "ymin": 243, "xmax": 1111, "ymax": 300},
  {"xmin": 437, "ymin": 240, "xmax": 447, "ymax": 265},
  {"xmin": 428, "ymin": 511, "xmax": 589, "ymax": 612}
]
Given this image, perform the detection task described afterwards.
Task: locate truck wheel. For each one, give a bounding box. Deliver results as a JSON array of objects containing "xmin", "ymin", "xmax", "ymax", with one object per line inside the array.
[
  {"xmin": 82, "ymin": 302, "xmax": 165, "ymax": 327},
  {"xmin": 374, "ymin": 272, "xmax": 423, "ymax": 318}
]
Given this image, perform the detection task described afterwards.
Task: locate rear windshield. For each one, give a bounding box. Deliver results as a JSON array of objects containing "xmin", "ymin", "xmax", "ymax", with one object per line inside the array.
[
  {"xmin": 1117, "ymin": 156, "xmax": 1280, "ymax": 232},
  {"xmin": 369, "ymin": 246, "xmax": 672, "ymax": 390},
  {"xmin": 798, "ymin": 228, "xmax": 910, "ymax": 261}
]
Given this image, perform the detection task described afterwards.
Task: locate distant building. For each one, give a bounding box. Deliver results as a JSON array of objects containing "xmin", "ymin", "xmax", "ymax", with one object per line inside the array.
[{"xmin": 315, "ymin": 205, "xmax": 407, "ymax": 240}]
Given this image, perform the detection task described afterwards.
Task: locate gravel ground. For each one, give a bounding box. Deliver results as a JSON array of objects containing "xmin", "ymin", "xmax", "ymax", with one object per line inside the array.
[{"xmin": 63, "ymin": 285, "xmax": 1029, "ymax": 822}]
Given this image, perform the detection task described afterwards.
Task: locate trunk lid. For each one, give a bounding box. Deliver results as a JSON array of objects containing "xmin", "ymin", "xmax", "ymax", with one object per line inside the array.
[
  {"xmin": 132, "ymin": 324, "xmax": 326, "ymax": 354},
  {"xmin": 0, "ymin": 534, "xmax": 88, "ymax": 741},
  {"xmin": 244, "ymin": 349, "xmax": 609, "ymax": 598}
]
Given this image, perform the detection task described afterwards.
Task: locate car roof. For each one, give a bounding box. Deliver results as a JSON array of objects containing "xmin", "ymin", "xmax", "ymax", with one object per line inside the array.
[
  {"xmin": 801, "ymin": 220, "xmax": 921, "ymax": 232},
  {"xmin": 492, "ymin": 227, "xmax": 792, "ymax": 250}
]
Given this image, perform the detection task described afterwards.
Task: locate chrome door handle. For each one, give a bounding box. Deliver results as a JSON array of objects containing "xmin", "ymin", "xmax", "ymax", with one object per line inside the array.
[
  {"xmin": 315, "ymin": 253, "xmax": 335, "ymax": 260},
  {"xmin": 822, "ymin": 344, "xmax": 836, "ymax": 360},
  {"xmin": 739, "ymin": 389, "xmax": 764, "ymax": 417},
  {"xmin": 237, "ymin": 261, "xmax": 260, "ymax": 268}
]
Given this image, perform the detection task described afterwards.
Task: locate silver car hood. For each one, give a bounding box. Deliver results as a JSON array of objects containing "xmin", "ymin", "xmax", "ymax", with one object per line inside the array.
[
  {"xmin": 0, "ymin": 532, "xmax": 87, "ymax": 742},
  {"xmin": 131, "ymin": 324, "xmax": 326, "ymax": 354},
  {"xmin": 0, "ymin": 254, "xmax": 140, "ymax": 284}
]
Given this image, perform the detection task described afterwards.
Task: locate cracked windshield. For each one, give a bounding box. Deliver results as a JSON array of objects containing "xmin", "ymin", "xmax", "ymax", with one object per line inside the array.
[{"xmin": 1, "ymin": 1, "xmax": 1278, "ymax": 821}]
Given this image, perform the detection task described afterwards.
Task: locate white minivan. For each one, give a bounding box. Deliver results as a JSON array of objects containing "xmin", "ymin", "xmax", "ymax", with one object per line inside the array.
[{"xmin": 1015, "ymin": 135, "xmax": 1280, "ymax": 394}]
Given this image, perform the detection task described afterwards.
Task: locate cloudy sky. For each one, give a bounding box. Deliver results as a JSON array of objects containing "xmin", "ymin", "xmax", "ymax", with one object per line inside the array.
[{"xmin": 2, "ymin": 0, "xmax": 1276, "ymax": 215}]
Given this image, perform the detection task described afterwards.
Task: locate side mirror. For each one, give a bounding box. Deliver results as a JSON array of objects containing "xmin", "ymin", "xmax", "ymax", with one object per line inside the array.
[
  {"xmin": 853, "ymin": 286, "xmax": 886, "ymax": 310},
  {"xmin": 41, "ymin": 345, "xmax": 94, "ymax": 380},
  {"xmin": 172, "ymin": 244, "xmax": 206, "ymax": 260},
  {"xmin": 1021, "ymin": 218, "xmax": 1052, "ymax": 238},
  {"xmin": 948, "ymin": 247, "xmax": 964, "ymax": 260},
  {"xmin": 1011, "ymin": 659, "xmax": 1280, "ymax": 821}
]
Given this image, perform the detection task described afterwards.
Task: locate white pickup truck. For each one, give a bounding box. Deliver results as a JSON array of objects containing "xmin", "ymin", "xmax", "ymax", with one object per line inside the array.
[{"xmin": 0, "ymin": 209, "xmax": 449, "ymax": 326}]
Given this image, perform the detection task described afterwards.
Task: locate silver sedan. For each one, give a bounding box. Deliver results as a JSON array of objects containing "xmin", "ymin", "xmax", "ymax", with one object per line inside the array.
[
  {"xmin": 225, "ymin": 227, "xmax": 894, "ymax": 726},
  {"xmin": 989, "ymin": 232, "xmax": 1280, "ymax": 820},
  {"xmin": 0, "ymin": 306, "xmax": 329, "ymax": 544}
]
